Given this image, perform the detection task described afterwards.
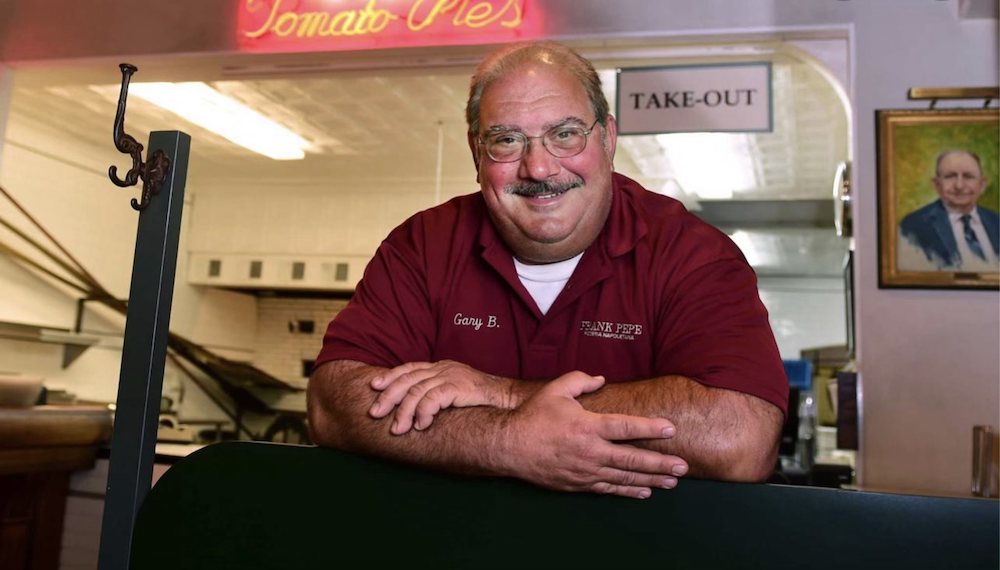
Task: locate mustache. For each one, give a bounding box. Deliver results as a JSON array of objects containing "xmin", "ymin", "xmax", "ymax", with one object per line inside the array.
[{"xmin": 504, "ymin": 178, "xmax": 583, "ymax": 197}]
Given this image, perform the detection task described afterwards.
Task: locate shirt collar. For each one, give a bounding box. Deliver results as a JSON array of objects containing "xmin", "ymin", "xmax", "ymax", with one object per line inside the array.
[
  {"xmin": 946, "ymin": 207, "xmax": 982, "ymax": 226},
  {"xmin": 602, "ymin": 172, "xmax": 649, "ymax": 258}
]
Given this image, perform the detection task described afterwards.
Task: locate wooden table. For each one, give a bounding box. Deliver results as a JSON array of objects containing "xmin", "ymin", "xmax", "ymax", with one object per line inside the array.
[{"xmin": 0, "ymin": 405, "xmax": 112, "ymax": 570}]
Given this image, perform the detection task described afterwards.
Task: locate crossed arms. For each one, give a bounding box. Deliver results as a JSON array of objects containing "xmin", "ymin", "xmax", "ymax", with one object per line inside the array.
[{"xmin": 307, "ymin": 359, "xmax": 783, "ymax": 499}]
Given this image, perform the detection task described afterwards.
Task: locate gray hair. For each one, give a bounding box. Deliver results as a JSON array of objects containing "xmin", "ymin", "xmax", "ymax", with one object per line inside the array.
[{"xmin": 465, "ymin": 41, "xmax": 610, "ymax": 138}]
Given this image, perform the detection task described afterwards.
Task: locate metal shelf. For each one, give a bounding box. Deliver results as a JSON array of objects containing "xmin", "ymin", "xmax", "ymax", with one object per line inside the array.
[{"xmin": 0, "ymin": 320, "xmax": 101, "ymax": 367}]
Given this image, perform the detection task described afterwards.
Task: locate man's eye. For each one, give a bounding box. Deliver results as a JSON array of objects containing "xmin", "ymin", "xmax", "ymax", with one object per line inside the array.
[
  {"xmin": 492, "ymin": 134, "xmax": 520, "ymax": 146},
  {"xmin": 550, "ymin": 128, "xmax": 580, "ymax": 141}
]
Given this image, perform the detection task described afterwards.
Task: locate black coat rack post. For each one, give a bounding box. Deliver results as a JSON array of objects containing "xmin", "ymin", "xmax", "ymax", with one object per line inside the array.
[{"xmin": 97, "ymin": 64, "xmax": 191, "ymax": 570}]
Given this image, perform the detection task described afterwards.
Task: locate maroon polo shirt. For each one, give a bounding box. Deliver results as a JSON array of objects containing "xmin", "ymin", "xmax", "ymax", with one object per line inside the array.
[{"xmin": 316, "ymin": 173, "xmax": 788, "ymax": 415}]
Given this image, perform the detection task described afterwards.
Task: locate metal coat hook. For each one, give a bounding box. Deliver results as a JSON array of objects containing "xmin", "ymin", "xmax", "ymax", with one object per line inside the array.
[{"xmin": 109, "ymin": 63, "xmax": 171, "ymax": 211}]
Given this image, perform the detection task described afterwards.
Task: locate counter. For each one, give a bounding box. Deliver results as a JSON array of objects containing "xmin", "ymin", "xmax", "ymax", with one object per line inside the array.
[
  {"xmin": 132, "ymin": 441, "xmax": 1000, "ymax": 569},
  {"xmin": 0, "ymin": 405, "xmax": 112, "ymax": 570}
]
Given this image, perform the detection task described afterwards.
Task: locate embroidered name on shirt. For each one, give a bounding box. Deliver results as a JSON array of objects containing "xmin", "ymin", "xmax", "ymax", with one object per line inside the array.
[
  {"xmin": 580, "ymin": 320, "xmax": 643, "ymax": 341},
  {"xmin": 453, "ymin": 312, "xmax": 500, "ymax": 331}
]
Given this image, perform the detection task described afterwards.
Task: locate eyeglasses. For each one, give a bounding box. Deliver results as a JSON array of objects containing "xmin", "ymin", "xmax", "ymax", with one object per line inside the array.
[{"xmin": 479, "ymin": 119, "xmax": 600, "ymax": 163}]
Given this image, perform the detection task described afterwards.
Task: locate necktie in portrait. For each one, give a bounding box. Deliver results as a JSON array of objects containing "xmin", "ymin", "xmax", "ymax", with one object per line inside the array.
[{"xmin": 961, "ymin": 214, "xmax": 987, "ymax": 261}]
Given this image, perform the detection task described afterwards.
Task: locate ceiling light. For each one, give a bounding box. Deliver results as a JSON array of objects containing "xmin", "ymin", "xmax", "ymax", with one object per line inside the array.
[{"xmin": 127, "ymin": 82, "xmax": 310, "ymax": 160}]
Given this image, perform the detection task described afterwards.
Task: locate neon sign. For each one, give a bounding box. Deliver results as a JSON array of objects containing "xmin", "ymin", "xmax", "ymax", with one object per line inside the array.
[{"xmin": 237, "ymin": 0, "xmax": 545, "ymax": 53}]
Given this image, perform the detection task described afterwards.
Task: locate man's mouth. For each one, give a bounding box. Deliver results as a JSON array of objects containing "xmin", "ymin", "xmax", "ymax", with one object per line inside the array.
[{"xmin": 505, "ymin": 178, "xmax": 583, "ymax": 200}]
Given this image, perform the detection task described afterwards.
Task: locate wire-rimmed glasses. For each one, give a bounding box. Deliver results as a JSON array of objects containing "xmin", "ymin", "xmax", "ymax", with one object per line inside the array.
[{"xmin": 479, "ymin": 119, "xmax": 600, "ymax": 163}]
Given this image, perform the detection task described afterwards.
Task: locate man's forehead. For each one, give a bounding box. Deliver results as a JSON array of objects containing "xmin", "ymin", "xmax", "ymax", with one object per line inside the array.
[
  {"xmin": 938, "ymin": 152, "xmax": 983, "ymax": 175},
  {"xmin": 481, "ymin": 62, "xmax": 587, "ymax": 102}
]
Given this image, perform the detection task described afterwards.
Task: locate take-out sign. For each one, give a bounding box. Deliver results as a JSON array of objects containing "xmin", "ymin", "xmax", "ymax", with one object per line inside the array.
[{"xmin": 616, "ymin": 63, "xmax": 773, "ymax": 134}]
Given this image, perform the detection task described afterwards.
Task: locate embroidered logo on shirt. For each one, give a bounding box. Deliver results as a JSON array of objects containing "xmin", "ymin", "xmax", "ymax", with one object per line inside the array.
[
  {"xmin": 579, "ymin": 320, "xmax": 643, "ymax": 341},
  {"xmin": 453, "ymin": 312, "xmax": 500, "ymax": 331}
]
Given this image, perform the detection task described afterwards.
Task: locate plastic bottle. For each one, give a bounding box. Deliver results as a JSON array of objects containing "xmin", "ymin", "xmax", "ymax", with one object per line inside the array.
[{"xmin": 797, "ymin": 390, "xmax": 816, "ymax": 471}]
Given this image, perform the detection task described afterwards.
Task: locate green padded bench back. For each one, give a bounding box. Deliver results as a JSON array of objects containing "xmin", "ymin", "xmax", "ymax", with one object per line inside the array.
[{"xmin": 131, "ymin": 441, "xmax": 998, "ymax": 569}]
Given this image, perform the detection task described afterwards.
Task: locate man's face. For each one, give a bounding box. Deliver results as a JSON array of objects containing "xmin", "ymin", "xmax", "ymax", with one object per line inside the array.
[
  {"xmin": 470, "ymin": 63, "xmax": 616, "ymax": 264},
  {"xmin": 933, "ymin": 152, "xmax": 989, "ymax": 214}
]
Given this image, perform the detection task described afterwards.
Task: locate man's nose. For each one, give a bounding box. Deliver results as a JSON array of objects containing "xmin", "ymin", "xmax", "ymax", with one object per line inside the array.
[{"xmin": 518, "ymin": 140, "xmax": 560, "ymax": 180}]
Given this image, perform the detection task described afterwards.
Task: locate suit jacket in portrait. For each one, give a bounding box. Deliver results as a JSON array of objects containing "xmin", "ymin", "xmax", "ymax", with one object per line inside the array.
[{"xmin": 899, "ymin": 199, "xmax": 1000, "ymax": 269}]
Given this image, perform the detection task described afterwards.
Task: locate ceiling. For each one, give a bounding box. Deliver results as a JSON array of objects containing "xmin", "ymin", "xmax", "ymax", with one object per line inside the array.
[{"xmin": 3, "ymin": 45, "xmax": 851, "ymax": 277}]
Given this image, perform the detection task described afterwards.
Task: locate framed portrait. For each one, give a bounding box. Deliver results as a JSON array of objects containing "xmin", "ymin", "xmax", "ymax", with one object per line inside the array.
[{"xmin": 876, "ymin": 108, "xmax": 1000, "ymax": 289}]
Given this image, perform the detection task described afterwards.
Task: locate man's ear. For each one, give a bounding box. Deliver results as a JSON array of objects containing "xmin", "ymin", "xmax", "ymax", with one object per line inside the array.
[
  {"xmin": 468, "ymin": 132, "xmax": 481, "ymax": 183},
  {"xmin": 603, "ymin": 114, "xmax": 618, "ymax": 161}
]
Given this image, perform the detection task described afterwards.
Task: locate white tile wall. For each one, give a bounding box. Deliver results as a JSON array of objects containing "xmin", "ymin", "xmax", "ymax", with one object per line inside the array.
[{"xmin": 252, "ymin": 297, "xmax": 348, "ymax": 387}]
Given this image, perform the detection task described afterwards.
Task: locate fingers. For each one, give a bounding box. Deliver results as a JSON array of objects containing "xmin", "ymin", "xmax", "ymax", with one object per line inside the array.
[
  {"xmin": 598, "ymin": 467, "xmax": 679, "ymax": 491},
  {"xmin": 541, "ymin": 451, "xmax": 686, "ymax": 500},
  {"xmin": 591, "ymin": 415, "xmax": 688, "ymax": 475},
  {"xmin": 391, "ymin": 381, "xmax": 455, "ymax": 434},
  {"xmin": 413, "ymin": 385, "xmax": 459, "ymax": 431},
  {"xmin": 595, "ymin": 412, "xmax": 676, "ymax": 441},
  {"xmin": 604, "ymin": 444, "xmax": 689, "ymax": 479},
  {"xmin": 370, "ymin": 362, "xmax": 433, "ymax": 390},
  {"xmin": 368, "ymin": 364, "xmax": 435, "ymax": 419},
  {"xmin": 590, "ymin": 472, "xmax": 679, "ymax": 499},
  {"xmin": 369, "ymin": 361, "xmax": 498, "ymax": 434},
  {"xmin": 546, "ymin": 371, "xmax": 605, "ymax": 399},
  {"xmin": 576, "ymin": 440, "xmax": 686, "ymax": 499}
]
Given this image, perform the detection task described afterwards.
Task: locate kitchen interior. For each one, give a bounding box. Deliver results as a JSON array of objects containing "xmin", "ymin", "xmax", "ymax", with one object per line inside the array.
[
  {"xmin": 0, "ymin": 1, "xmax": 997, "ymax": 568},
  {"xmin": 2, "ymin": 45, "xmax": 854, "ymax": 432},
  {"xmin": 3, "ymin": 37, "xmax": 856, "ymax": 565}
]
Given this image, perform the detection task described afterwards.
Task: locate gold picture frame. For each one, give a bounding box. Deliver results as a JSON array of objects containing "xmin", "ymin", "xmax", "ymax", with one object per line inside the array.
[{"xmin": 877, "ymin": 108, "xmax": 999, "ymax": 289}]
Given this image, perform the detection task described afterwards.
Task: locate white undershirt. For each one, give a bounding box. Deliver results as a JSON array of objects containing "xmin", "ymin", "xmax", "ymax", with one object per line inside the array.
[{"xmin": 513, "ymin": 252, "xmax": 584, "ymax": 315}]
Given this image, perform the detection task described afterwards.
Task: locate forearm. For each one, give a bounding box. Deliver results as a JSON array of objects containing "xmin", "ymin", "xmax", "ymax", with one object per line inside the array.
[
  {"xmin": 308, "ymin": 360, "xmax": 514, "ymax": 477},
  {"xmin": 576, "ymin": 376, "xmax": 782, "ymax": 482},
  {"xmin": 309, "ymin": 361, "xmax": 686, "ymax": 499},
  {"xmin": 341, "ymin": 357, "xmax": 779, "ymax": 482}
]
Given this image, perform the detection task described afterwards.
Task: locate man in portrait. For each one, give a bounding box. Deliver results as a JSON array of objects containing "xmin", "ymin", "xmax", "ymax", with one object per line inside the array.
[{"xmin": 898, "ymin": 149, "xmax": 1000, "ymax": 272}]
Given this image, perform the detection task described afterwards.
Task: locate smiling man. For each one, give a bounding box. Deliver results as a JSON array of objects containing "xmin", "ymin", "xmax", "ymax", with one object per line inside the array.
[
  {"xmin": 308, "ymin": 41, "xmax": 788, "ymax": 499},
  {"xmin": 899, "ymin": 149, "xmax": 999, "ymax": 271}
]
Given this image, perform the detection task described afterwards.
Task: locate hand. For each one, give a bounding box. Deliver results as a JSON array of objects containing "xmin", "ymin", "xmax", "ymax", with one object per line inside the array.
[
  {"xmin": 368, "ymin": 361, "xmax": 514, "ymax": 435},
  {"xmin": 500, "ymin": 372, "xmax": 688, "ymax": 499}
]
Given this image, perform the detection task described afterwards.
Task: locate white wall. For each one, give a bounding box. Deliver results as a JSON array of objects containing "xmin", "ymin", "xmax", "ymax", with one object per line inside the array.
[
  {"xmin": 0, "ymin": 100, "xmax": 258, "ymax": 418},
  {"xmin": 843, "ymin": 3, "xmax": 998, "ymax": 494},
  {"xmin": 188, "ymin": 183, "xmax": 449, "ymax": 259}
]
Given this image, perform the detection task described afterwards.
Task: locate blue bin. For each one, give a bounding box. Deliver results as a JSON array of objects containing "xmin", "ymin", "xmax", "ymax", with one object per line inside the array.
[{"xmin": 782, "ymin": 359, "xmax": 813, "ymax": 391}]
